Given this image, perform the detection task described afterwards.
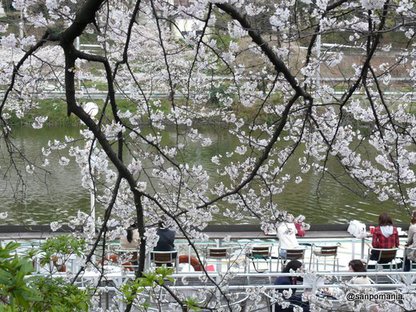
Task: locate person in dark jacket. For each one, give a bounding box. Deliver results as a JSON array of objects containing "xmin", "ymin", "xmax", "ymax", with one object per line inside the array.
[
  {"xmin": 274, "ymin": 260, "xmax": 309, "ymax": 312},
  {"xmin": 155, "ymin": 221, "xmax": 176, "ymax": 251},
  {"xmin": 153, "ymin": 221, "xmax": 176, "ymax": 267}
]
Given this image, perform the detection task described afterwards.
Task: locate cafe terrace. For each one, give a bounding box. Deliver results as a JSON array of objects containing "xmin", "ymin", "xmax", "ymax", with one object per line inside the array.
[{"xmin": 1, "ymin": 224, "xmax": 416, "ymax": 311}]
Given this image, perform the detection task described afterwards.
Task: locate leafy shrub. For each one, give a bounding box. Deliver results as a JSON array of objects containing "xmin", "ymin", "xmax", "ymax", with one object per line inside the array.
[{"xmin": 0, "ymin": 238, "xmax": 91, "ymax": 311}]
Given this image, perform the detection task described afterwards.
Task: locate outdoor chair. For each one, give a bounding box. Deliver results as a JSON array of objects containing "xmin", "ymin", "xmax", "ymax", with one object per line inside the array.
[
  {"xmin": 366, "ymin": 248, "xmax": 400, "ymax": 282},
  {"xmin": 205, "ymin": 247, "xmax": 230, "ymax": 272},
  {"xmin": 207, "ymin": 247, "xmax": 228, "ymax": 259},
  {"xmin": 150, "ymin": 250, "xmax": 178, "ymax": 272},
  {"xmin": 246, "ymin": 245, "xmax": 273, "ymax": 273},
  {"xmin": 279, "ymin": 248, "xmax": 305, "ymax": 270},
  {"xmin": 312, "ymin": 244, "xmax": 340, "ymax": 272}
]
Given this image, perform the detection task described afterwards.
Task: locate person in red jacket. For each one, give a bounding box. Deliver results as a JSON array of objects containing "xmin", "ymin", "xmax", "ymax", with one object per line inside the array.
[{"xmin": 370, "ymin": 212, "xmax": 399, "ymax": 261}]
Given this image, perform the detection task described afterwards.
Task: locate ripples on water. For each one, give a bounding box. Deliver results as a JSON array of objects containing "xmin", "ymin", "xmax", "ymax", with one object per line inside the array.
[{"xmin": 0, "ymin": 127, "xmax": 409, "ymax": 225}]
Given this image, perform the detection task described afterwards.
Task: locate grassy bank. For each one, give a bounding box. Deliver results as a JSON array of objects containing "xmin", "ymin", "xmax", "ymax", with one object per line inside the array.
[
  {"xmin": 8, "ymin": 92, "xmax": 284, "ymax": 127},
  {"xmin": 7, "ymin": 91, "xmax": 414, "ymax": 129},
  {"xmin": 8, "ymin": 99, "xmax": 79, "ymax": 127}
]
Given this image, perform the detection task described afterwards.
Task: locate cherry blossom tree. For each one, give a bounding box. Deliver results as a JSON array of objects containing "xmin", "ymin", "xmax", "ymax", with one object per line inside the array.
[{"xmin": 1, "ymin": 0, "xmax": 416, "ymax": 310}]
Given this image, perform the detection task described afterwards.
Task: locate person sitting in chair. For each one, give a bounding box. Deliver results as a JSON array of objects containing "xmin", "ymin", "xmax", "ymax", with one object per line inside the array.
[
  {"xmin": 404, "ymin": 210, "xmax": 416, "ymax": 271},
  {"xmin": 120, "ymin": 223, "xmax": 140, "ymax": 267},
  {"xmin": 370, "ymin": 213, "xmax": 399, "ymax": 261},
  {"xmin": 348, "ymin": 259, "xmax": 372, "ymax": 285},
  {"xmin": 155, "ymin": 221, "xmax": 176, "ymax": 251},
  {"xmin": 154, "ymin": 221, "xmax": 176, "ymax": 266},
  {"xmin": 120, "ymin": 223, "xmax": 140, "ymax": 250},
  {"xmin": 274, "ymin": 260, "xmax": 309, "ymax": 312}
]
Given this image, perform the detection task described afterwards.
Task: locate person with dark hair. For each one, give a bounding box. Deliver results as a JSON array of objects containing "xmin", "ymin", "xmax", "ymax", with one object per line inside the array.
[
  {"xmin": 119, "ymin": 223, "xmax": 140, "ymax": 269},
  {"xmin": 274, "ymin": 260, "xmax": 309, "ymax": 312},
  {"xmin": 348, "ymin": 260, "xmax": 371, "ymax": 284},
  {"xmin": 120, "ymin": 223, "xmax": 140, "ymax": 249},
  {"xmin": 370, "ymin": 212, "xmax": 399, "ymax": 260},
  {"xmin": 404, "ymin": 210, "xmax": 416, "ymax": 271},
  {"xmin": 155, "ymin": 221, "xmax": 176, "ymax": 251},
  {"xmin": 153, "ymin": 221, "xmax": 177, "ymax": 267}
]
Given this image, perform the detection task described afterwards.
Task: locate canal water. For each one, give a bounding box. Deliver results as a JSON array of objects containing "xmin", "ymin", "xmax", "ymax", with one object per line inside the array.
[{"xmin": 0, "ymin": 126, "xmax": 408, "ymax": 225}]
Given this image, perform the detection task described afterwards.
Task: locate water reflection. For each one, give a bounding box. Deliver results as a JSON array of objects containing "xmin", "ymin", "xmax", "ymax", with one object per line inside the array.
[{"xmin": 0, "ymin": 126, "xmax": 408, "ymax": 225}]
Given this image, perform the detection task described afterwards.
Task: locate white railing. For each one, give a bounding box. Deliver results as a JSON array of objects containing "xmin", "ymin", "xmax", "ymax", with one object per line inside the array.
[
  {"xmin": 71, "ymin": 271, "xmax": 416, "ymax": 311},
  {"xmin": 11, "ymin": 234, "xmax": 410, "ymax": 274}
]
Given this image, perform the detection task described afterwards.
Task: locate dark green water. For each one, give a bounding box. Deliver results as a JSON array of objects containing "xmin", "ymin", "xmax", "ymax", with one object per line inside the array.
[{"xmin": 0, "ymin": 126, "xmax": 408, "ymax": 225}]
